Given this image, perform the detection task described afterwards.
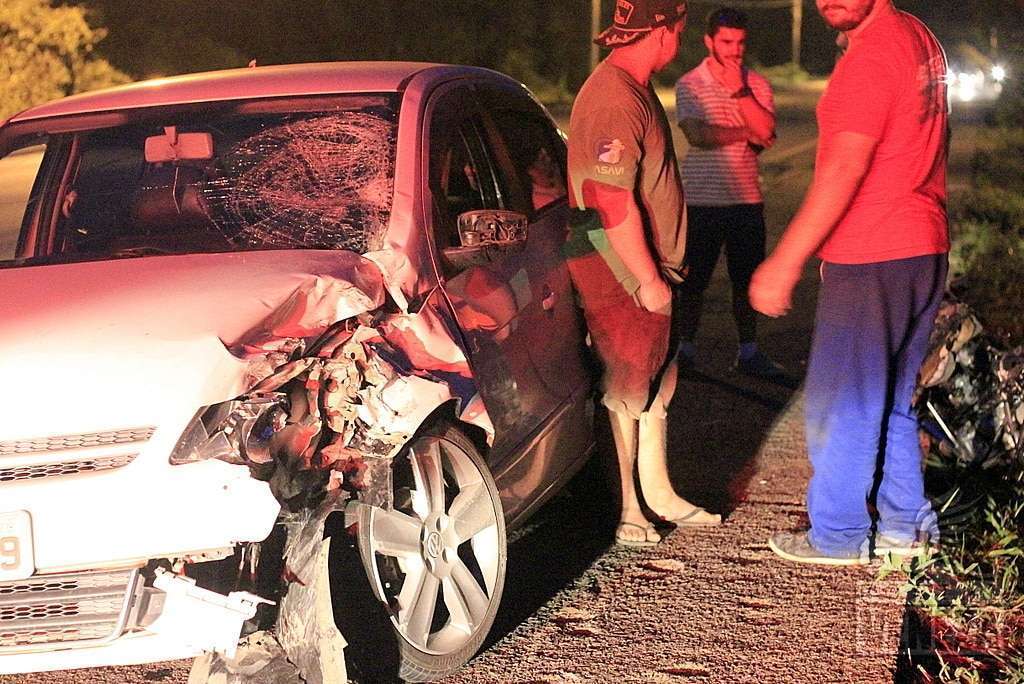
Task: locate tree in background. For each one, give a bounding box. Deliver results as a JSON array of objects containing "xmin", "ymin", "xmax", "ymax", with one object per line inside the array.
[
  {"xmin": 1, "ymin": 0, "xmax": 128, "ymax": 119},
  {"xmin": 38, "ymin": 1, "xmax": 1023, "ymax": 105},
  {"xmin": 74, "ymin": 0, "xmax": 594, "ymax": 98},
  {"xmin": 75, "ymin": 0, "xmax": 247, "ymax": 78}
]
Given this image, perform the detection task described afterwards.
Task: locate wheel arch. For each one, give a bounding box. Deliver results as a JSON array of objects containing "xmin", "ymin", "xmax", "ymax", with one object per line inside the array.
[{"xmin": 416, "ymin": 398, "xmax": 492, "ymax": 458}]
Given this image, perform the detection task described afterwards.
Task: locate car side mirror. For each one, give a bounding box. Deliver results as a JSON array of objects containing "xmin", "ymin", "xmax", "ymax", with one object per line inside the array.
[
  {"xmin": 441, "ymin": 210, "xmax": 528, "ymax": 271},
  {"xmin": 456, "ymin": 210, "xmax": 527, "ymax": 248}
]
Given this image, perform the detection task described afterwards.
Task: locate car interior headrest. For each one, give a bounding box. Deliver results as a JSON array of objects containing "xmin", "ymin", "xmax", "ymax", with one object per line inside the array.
[{"xmin": 130, "ymin": 164, "xmax": 215, "ymax": 235}]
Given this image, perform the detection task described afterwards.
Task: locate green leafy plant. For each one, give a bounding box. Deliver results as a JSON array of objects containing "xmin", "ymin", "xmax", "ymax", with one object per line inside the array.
[
  {"xmin": 900, "ymin": 88, "xmax": 1024, "ymax": 682},
  {"xmin": 0, "ymin": 0, "xmax": 129, "ymax": 120},
  {"xmin": 894, "ymin": 490, "xmax": 1024, "ymax": 683},
  {"xmin": 948, "ymin": 218, "xmax": 1024, "ymax": 346}
]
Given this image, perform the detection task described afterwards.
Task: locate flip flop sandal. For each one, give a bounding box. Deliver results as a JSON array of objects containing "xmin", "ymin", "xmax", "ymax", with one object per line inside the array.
[
  {"xmin": 667, "ymin": 507, "xmax": 722, "ymax": 527},
  {"xmin": 615, "ymin": 522, "xmax": 661, "ymax": 547}
]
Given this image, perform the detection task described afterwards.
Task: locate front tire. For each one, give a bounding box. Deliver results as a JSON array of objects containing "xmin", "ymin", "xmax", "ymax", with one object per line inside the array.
[{"xmin": 350, "ymin": 421, "xmax": 507, "ymax": 682}]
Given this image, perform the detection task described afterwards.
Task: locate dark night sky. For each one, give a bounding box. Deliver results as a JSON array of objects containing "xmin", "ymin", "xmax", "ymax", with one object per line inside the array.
[{"xmin": 75, "ymin": 1, "xmax": 1023, "ymax": 88}]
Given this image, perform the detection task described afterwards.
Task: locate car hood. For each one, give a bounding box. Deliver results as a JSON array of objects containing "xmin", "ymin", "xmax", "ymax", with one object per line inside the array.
[{"xmin": 0, "ymin": 251, "xmax": 385, "ymax": 440}]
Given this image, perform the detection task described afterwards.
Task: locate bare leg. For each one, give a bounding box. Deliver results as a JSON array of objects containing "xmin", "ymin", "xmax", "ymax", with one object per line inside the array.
[
  {"xmin": 637, "ymin": 359, "xmax": 721, "ymax": 525},
  {"xmin": 609, "ymin": 408, "xmax": 660, "ymax": 544}
]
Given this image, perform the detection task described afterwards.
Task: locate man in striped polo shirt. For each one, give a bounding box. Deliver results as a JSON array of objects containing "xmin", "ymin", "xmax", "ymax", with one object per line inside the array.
[{"xmin": 674, "ymin": 7, "xmax": 782, "ymax": 377}]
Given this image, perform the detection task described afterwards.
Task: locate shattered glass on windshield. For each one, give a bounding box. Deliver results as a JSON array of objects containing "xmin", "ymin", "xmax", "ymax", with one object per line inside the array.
[{"xmin": 204, "ymin": 111, "xmax": 396, "ymax": 253}]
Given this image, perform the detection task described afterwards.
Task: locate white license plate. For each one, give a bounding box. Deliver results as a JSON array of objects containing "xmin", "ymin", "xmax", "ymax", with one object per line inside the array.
[{"xmin": 0, "ymin": 511, "xmax": 34, "ymax": 581}]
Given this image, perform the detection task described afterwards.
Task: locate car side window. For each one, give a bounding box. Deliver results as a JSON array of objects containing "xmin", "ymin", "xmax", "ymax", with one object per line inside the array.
[
  {"xmin": 0, "ymin": 140, "xmax": 49, "ymax": 261},
  {"xmin": 482, "ymin": 109, "xmax": 567, "ymax": 219},
  {"xmin": 429, "ymin": 114, "xmax": 500, "ymax": 251}
]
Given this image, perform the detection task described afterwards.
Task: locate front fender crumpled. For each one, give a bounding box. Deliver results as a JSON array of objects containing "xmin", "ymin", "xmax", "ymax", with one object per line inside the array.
[
  {"xmin": 193, "ymin": 261, "xmax": 491, "ymax": 682},
  {"xmin": 223, "ymin": 265, "xmax": 485, "ymax": 511}
]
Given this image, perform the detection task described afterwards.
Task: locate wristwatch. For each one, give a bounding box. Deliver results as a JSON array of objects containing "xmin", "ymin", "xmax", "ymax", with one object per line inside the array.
[{"xmin": 731, "ymin": 85, "xmax": 753, "ymax": 99}]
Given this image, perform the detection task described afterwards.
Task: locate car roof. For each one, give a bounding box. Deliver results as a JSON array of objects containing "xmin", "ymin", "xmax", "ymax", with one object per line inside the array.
[{"xmin": 8, "ymin": 62, "xmax": 502, "ymax": 124}]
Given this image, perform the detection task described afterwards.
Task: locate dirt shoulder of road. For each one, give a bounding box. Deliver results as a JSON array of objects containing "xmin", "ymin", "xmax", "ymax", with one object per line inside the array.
[{"xmin": 448, "ymin": 394, "xmax": 907, "ymax": 684}]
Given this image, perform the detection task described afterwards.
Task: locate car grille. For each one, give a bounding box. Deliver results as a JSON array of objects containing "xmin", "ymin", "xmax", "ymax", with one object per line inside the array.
[
  {"xmin": 0, "ymin": 428, "xmax": 153, "ymax": 484},
  {"xmin": 0, "ymin": 568, "xmax": 140, "ymax": 652},
  {"xmin": 0, "ymin": 428, "xmax": 155, "ymax": 456},
  {"xmin": 0, "ymin": 454, "xmax": 139, "ymax": 483}
]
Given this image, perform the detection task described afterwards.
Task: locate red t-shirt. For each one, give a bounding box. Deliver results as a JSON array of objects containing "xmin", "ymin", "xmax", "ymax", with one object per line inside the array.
[{"xmin": 816, "ymin": 10, "xmax": 950, "ymax": 264}]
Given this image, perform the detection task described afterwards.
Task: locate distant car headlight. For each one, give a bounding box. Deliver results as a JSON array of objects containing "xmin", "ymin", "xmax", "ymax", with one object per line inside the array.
[
  {"xmin": 949, "ymin": 70, "xmax": 984, "ymax": 103},
  {"xmin": 992, "ymin": 65, "xmax": 1007, "ymax": 83},
  {"xmin": 169, "ymin": 395, "xmax": 288, "ymax": 466}
]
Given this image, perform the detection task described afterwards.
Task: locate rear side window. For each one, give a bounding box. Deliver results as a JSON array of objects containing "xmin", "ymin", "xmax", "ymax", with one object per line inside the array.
[{"xmin": 0, "ymin": 141, "xmax": 47, "ymax": 261}]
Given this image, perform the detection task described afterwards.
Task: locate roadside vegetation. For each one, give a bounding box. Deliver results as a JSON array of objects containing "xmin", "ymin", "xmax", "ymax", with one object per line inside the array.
[
  {"xmin": 899, "ymin": 70, "xmax": 1024, "ymax": 683},
  {"xmin": 0, "ymin": 0, "xmax": 128, "ymax": 120}
]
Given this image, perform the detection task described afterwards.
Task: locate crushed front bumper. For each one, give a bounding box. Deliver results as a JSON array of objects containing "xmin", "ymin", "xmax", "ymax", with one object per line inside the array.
[{"xmin": 0, "ymin": 565, "xmax": 269, "ymax": 675}]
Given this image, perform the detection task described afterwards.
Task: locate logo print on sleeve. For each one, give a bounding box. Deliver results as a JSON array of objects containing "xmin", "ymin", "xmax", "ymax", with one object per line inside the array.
[{"xmin": 597, "ymin": 139, "xmax": 626, "ymax": 164}]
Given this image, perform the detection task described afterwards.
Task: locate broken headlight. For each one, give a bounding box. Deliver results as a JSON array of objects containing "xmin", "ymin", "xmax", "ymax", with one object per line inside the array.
[{"xmin": 169, "ymin": 395, "xmax": 288, "ymax": 466}]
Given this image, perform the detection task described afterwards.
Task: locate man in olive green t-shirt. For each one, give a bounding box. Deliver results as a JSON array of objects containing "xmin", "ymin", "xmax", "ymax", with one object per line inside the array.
[{"xmin": 566, "ymin": 0, "xmax": 720, "ymax": 547}]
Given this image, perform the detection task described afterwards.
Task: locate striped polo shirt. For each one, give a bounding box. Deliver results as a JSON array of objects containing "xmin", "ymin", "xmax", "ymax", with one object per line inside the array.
[{"xmin": 675, "ymin": 58, "xmax": 774, "ymax": 207}]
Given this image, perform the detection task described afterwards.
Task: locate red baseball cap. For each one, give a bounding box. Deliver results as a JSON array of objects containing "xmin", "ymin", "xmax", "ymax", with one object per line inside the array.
[{"xmin": 595, "ymin": 0, "xmax": 688, "ymax": 48}]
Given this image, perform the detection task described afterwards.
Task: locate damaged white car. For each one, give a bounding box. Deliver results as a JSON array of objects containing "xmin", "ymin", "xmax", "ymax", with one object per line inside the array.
[{"xmin": 0, "ymin": 62, "xmax": 594, "ymax": 682}]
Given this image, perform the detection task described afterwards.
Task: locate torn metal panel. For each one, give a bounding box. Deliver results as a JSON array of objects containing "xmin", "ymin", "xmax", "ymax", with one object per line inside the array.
[
  {"xmin": 363, "ymin": 249, "xmax": 415, "ymax": 313},
  {"xmin": 229, "ymin": 267, "xmax": 388, "ymax": 393},
  {"xmin": 224, "ymin": 282, "xmax": 491, "ymax": 506},
  {"xmin": 231, "ymin": 272, "xmax": 385, "ymax": 348},
  {"xmin": 187, "ymin": 631, "xmax": 304, "ymax": 684},
  {"xmin": 382, "ymin": 300, "xmax": 473, "ymax": 376},
  {"xmin": 459, "ymin": 393, "xmax": 495, "ymax": 446},
  {"xmin": 917, "ymin": 297, "xmax": 1024, "ymax": 469},
  {"xmin": 380, "ymin": 303, "xmax": 494, "ymax": 444},
  {"xmin": 276, "ymin": 500, "xmax": 349, "ymax": 684}
]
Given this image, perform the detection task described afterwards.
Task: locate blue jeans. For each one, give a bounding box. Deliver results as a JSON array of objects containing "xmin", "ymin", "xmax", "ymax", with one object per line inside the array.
[{"xmin": 805, "ymin": 254, "xmax": 947, "ymax": 557}]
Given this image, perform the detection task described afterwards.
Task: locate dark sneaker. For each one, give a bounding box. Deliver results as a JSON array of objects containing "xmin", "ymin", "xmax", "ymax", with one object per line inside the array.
[
  {"xmin": 874, "ymin": 533, "xmax": 935, "ymax": 560},
  {"xmin": 768, "ymin": 531, "xmax": 869, "ymax": 566},
  {"xmin": 736, "ymin": 350, "xmax": 786, "ymax": 378}
]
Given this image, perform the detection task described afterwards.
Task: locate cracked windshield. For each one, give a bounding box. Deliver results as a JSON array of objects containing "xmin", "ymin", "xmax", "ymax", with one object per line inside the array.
[{"xmin": 0, "ymin": 96, "xmax": 397, "ymax": 266}]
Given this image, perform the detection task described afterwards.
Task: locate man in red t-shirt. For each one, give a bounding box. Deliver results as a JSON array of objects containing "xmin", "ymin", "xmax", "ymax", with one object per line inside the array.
[{"xmin": 749, "ymin": 0, "xmax": 949, "ymax": 564}]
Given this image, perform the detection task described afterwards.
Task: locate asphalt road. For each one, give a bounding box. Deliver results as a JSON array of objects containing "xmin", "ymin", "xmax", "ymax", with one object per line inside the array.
[{"xmin": 1, "ymin": 85, "xmax": 986, "ymax": 684}]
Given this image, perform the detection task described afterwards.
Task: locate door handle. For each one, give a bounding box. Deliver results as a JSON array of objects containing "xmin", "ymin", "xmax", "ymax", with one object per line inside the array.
[{"xmin": 541, "ymin": 287, "xmax": 557, "ymax": 311}]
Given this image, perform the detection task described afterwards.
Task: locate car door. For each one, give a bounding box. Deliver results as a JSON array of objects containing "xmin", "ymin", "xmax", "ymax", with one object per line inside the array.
[
  {"xmin": 469, "ymin": 83, "xmax": 595, "ymax": 520},
  {"xmin": 473, "ymin": 85, "xmax": 590, "ymax": 406},
  {"xmin": 422, "ymin": 81, "xmax": 557, "ymax": 464}
]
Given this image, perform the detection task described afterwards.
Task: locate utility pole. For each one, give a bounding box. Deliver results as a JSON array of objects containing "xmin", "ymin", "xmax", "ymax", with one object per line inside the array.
[
  {"xmin": 590, "ymin": 0, "xmax": 602, "ymax": 73},
  {"xmin": 791, "ymin": 0, "xmax": 803, "ymax": 68}
]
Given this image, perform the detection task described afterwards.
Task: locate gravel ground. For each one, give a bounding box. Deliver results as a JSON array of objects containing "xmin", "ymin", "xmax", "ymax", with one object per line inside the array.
[
  {"xmin": 3, "ymin": 85, "xmax": 982, "ymax": 684},
  {"xmin": 446, "ymin": 395, "xmax": 907, "ymax": 684}
]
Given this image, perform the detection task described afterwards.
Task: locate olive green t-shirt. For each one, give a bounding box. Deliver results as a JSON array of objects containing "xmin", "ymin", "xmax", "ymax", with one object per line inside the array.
[{"xmin": 565, "ymin": 61, "xmax": 687, "ymax": 307}]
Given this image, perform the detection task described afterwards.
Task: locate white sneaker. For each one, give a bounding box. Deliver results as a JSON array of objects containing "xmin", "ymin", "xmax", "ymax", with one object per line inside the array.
[{"xmin": 874, "ymin": 533, "xmax": 935, "ymax": 559}]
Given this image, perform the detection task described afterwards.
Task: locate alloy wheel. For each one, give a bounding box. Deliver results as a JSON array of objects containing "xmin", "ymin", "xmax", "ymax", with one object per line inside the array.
[{"xmin": 363, "ymin": 431, "xmax": 502, "ymax": 655}]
